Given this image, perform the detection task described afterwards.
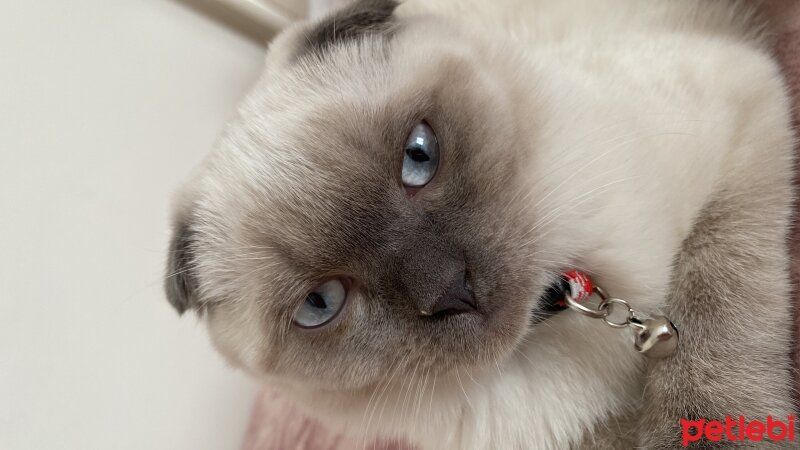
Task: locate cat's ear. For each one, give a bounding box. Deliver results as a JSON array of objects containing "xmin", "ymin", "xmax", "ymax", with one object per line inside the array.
[
  {"xmin": 164, "ymin": 220, "xmax": 200, "ymax": 315},
  {"xmin": 299, "ymin": 0, "xmax": 399, "ymax": 57}
]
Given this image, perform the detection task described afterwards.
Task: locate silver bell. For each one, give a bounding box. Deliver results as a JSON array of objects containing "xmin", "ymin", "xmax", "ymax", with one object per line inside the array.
[{"xmin": 630, "ymin": 316, "xmax": 679, "ymax": 358}]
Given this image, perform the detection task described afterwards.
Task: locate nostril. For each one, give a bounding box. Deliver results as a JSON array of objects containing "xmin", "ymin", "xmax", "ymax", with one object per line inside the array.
[
  {"xmin": 427, "ymin": 270, "xmax": 477, "ymax": 317},
  {"xmin": 464, "ymin": 270, "xmax": 473, "ymax": 294}
]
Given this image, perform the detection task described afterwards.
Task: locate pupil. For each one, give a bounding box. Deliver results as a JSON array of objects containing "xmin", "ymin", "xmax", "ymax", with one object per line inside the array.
[
  {"xmin": 307, "ymin": 292, "xmax": 327, "ymax": 309},
  {"xmin": 407, "ymin": 147, "xmax": 430, "ymax": 162}
]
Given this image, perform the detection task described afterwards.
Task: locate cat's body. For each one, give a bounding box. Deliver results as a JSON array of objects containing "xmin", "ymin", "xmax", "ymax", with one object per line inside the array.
[{"xmin": 166, "ymin": 0, "xmax": 797, "ymax": 448}]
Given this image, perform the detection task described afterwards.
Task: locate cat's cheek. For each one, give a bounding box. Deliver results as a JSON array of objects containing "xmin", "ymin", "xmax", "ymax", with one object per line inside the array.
[
  {"xmin": 481, "ymin": 299, "xmax": 536, "ymax": 360},
  {"xmin": 203, "ymin": 300, "xmax": 280, "ymax": 377}
]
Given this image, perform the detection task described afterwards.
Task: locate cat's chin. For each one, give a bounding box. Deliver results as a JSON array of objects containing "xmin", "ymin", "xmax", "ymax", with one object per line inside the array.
[
  {"xmin": 267, "ymin": 361, "xmax": 494, "ymax": 446},
  {"xmin": 250, "ymin": 278, "xmax": 551, "ymax": 442}
]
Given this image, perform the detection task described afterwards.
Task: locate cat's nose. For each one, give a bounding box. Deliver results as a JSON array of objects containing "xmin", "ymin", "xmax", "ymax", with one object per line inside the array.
[{"xmin": 420, "ymin": 270, "xmax": 476, "ymax": 317}]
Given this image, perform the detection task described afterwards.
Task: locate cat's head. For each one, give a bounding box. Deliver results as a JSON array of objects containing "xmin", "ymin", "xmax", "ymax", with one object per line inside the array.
[{"xmin": 166, "ymin": 0, "xmax": 575, "ymax": 415}]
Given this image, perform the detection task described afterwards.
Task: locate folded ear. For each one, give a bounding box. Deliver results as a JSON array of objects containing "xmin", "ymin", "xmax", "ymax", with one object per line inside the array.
[
  {"xmin": 300, "ymin": 0, "xmax": 399, "ymax": 57},
  {"xmin": 164, "ymin": 221, "xmax": 200, "ymax": 315}
]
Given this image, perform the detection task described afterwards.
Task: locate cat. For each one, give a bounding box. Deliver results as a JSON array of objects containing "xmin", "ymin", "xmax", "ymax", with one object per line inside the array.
[{"xmin": 165, "ymin": 0, "xmax": 797, "ymax": 448}]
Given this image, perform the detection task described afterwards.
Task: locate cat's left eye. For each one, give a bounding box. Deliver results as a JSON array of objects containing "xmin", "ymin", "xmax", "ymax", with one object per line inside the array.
[
  {"xmin": 402, "ymin": 121, "xmax": 439, "ymax": 189},
  {"xmin": 293, "ymin": 279, "xmax": 347, "ymax": 329}
]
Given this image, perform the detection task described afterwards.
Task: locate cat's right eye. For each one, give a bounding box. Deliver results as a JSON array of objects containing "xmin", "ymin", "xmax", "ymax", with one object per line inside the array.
[
  {"xmin": 293, "ymin": 279, "xmax": 347, "ymax": 329},
  {"xmin": 401, "ymin": 121, "xmax": 439, "ymax": 190}
]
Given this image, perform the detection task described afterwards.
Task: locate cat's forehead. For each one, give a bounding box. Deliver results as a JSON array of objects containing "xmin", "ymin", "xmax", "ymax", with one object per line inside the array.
[
  {"xmin": 184, "ymin": 25, "xmax": 510, "ymax": 295},
  {"xmin": 203, "ymin": 37, "xmax": 478, "ymax": 199},
  {"xmin": 190, "ymin": 85, "xmax": 401, "ymax": 289}
]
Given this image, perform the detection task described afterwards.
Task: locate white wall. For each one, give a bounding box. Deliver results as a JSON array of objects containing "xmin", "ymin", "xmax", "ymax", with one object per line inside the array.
[{"xmin": 0, "ymin": 1, "xmax": 270, "ymax": 448}]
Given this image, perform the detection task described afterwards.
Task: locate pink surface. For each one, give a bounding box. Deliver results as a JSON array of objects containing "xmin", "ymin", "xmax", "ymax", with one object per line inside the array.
[
  {"xmin": 241, "ymin": 390, "xmax": 407, "ymax": 450},
  {"xmin": 242, "ymin": 4, "xmax": 800, "ymax": 448}
]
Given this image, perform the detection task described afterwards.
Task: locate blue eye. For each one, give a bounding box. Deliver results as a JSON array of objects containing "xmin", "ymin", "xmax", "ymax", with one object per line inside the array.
[
  {"xmin": 402, "ymin": 122, "xmax": 439, "ymax": 188},
  {"xmin": 293, "ymin": 279, "xmax": 347, "ymax": 328}
]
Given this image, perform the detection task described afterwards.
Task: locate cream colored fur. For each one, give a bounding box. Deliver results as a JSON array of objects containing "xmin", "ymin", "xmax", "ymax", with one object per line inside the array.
[
  {"xmin": 303, "ymin": 2, "xmax": 791, "ymax": 448},
  {"xmin": 170, "ymin": 1, "xmax": 795, "ymax": 448}
]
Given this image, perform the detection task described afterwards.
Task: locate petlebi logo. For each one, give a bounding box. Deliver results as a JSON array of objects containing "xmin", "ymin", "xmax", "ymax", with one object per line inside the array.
[{"xmin": 681, "ymin": 415, "xmax": 796, "ymax": 447}]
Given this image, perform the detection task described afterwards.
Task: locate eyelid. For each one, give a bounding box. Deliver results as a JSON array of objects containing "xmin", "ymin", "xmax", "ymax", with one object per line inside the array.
[
  {"xmin": 401, "ymin": 120, "xmax": 440, "ymax": 192},
  {"xmin": 292, "ymin": 277, "xmax": 355, "ymax": 331},
  {"xmin": 294, "ymin": 295, "xmax": 350, "ymax": 332},
  {"xmin": 404, "ymin": 186, "xmax": 423, "ymax": 197}
]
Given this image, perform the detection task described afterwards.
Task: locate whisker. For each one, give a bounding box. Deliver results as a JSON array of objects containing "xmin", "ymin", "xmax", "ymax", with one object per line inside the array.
[
  {"xmin": 362, "ymin": 356, "xmax": 406, "ymax": 450},
  {"xmin": 454, "ymin": 368, "xmax": 474, "ymax": 415},
  {"xmin": 428, "ymin": 371, "xmax": 437, "ymax": 422}
]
